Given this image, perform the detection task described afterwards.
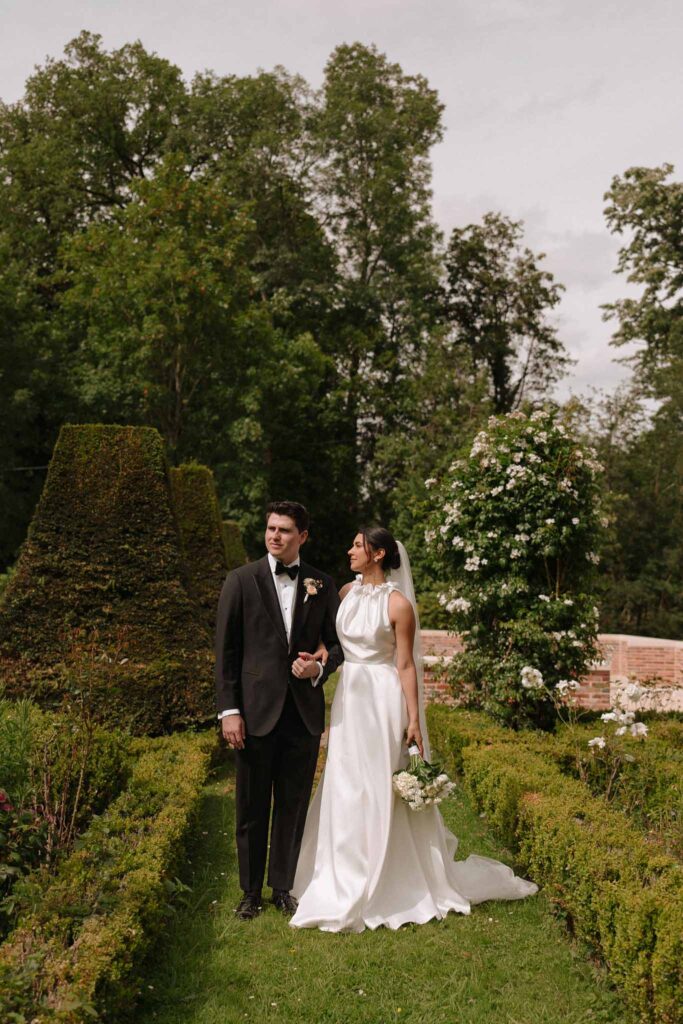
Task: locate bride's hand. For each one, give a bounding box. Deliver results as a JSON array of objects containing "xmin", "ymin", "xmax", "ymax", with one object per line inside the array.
[
  {"xmin": 406, "ymin": 721, "xmax": 424, "ymax": 758},
  {"xmin": 312, "ymin": 643, "xmax": 329, "ymax": 666}
]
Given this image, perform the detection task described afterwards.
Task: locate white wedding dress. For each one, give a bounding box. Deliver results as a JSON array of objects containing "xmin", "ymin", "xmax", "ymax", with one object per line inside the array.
[{"xmin": 290, "ymin": 576, "xmax": 538, "ymax": 933}]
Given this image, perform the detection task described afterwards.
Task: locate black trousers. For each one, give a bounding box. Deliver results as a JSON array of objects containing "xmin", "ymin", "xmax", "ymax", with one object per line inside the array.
[{"xmin": 234, "ymin": 687, "xmax": 320, "ymax": 893}]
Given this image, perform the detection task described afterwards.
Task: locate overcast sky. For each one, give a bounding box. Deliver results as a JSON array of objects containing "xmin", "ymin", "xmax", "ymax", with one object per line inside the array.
[{"xmin": 2, "ymin": 0, "xmax": 682, "ymax": 399}]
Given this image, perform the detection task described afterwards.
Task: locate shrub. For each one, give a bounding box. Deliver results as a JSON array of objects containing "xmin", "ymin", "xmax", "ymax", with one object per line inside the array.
[
  {"xmin": 428, "ymin": 706, "xmax": 682, "ymax": 1022},
  {"xmin": 169, "ymin": 463, "xmax": 228, "ymax": 630},
  {"xmin": 552, "ymin": 723, "xmax": 683, "ymax": 859},
  {"xmin": 223, "ymin": 519, "xmax": 248, "ymax": 570},
  {"xmin": 0, "ymin": 729, "xmax": 218, "ymax": 1024},
  {"xmin": 0, "ymin": 698, "xmax": 132, "ymax": 938},
  {"xmin": 0, "ymin": 425, "xmax": 214, "ymax": 733},
  {"xmin": 424, "ymin": 408, "xmax": 605, "ymax": 727}
]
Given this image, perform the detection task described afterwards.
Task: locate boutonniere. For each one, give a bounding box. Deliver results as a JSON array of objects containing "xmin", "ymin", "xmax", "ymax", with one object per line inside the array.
[{"xmin": 303, "ymin": 577, "xmax": 323, "ymax": 603}]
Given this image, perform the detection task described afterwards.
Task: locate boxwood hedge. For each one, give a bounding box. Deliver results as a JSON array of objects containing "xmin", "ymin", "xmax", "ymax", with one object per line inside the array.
[
  {"xmin": 0, "ymin": 728, "xmax": 219, "ymax": 1023},
  {"xmin": 427, "ymin": 705, "xmax": 682, "ymax": 1023}
]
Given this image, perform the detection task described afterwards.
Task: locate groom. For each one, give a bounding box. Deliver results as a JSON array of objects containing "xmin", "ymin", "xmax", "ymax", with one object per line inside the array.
[{"xmin": 215, "ymin": 500, "xmax": 343, "ymax": 920}]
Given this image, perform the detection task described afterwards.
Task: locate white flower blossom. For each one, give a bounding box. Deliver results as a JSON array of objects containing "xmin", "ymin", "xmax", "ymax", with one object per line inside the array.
[
  {"xmin": 521, "ymin": 666, "xmax": 544, "ymax": 690},
  {"xmin": 588, "ymin": 736, "xmax": 606, "ymax": 749},
  {"xmin": 424, "ymin": 477, "xmax": 437, "ymax": 489}
]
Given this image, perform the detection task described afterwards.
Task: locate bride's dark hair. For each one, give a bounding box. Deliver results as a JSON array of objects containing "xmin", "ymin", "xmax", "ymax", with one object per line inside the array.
[{"xmin": 360, "ymin": 526, "xmax": 401, "ymax": 572}]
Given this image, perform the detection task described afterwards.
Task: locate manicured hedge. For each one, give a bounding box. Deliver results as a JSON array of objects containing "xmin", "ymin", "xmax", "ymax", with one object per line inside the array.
[
  {"xmin": 0, "ymin": 728, "xmax": 219, "ymax": 1024},
  {"xmin": 169, "ymin": 463, "xmax": 228, "ymax": 630},
  {"xmin": 428, "ymin": 704, "xmax": 682, "ymax": 858},
  {"xmin": 549, "ymin": 724, "xmax": 683, "ymax": 860},
  {"xmin": 427, "ymin": 706, "xmax": 682, "ymax": 1023},
  {"xmin": 222, "ymin": 518, "xmax": 248, "ymax": 570},
  {"xmin": 0, "ymin": 425, "xmax": 214, "ymax": 734},
  {"xmin": 426, "ymin": 703, "xmax": 554, "ymax": 773},
  {"xmin": 0, "ymin": 700, "xmax": 133, "ymax": 939}
]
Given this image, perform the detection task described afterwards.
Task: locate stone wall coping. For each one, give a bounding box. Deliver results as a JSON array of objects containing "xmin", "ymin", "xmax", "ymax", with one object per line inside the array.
[
  {"xmin": 598, "ymin": 633, "xmax": 683, "ymax": 649},
  {"xmin": 421, "ymin": 629, "xmax": 683, "ymax": 649}
]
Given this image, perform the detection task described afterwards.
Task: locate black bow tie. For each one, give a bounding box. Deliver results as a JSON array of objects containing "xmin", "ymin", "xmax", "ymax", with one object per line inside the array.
[{"xmin": 275, "ymin": 561, "xmax": 299, "ymax": 580}]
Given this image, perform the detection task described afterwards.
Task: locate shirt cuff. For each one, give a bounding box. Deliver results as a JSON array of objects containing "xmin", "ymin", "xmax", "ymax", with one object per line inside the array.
[
  {"xmin": 217, "ymin": 709, "xmax": 241, "ymax": 719},
  {"xmin": 311, "ymin": 661, "xmax": 325, "ymax": 687}
]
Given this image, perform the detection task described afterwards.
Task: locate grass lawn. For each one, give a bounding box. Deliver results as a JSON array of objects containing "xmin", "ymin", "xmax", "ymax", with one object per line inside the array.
[{"xmin": 133, "ymin": 683, "xmax": 634, "ymax": 1024}]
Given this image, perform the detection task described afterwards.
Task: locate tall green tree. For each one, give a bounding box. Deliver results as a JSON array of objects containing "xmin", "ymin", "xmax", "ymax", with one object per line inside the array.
[
  {"xmin": 373, "ymin": 332, "xmax": 491, "ymax": 621},
  {"xmin": 443, "ymin": 212, "xmax": 570, "ymax": 413},
  {"xmin": 57, "ymin": 157, "xmax": 340, "ymax": 564},
  {"xmin": 603, "ymin": 163, "xmax": 683, "ymax": 402},
  {"xmin": 312, "ymin": 42, "xmax": 445, "ymax": 522},
  {"xmin": 586, "ymin": 386, "xmax": 683, "ymax": 639}
]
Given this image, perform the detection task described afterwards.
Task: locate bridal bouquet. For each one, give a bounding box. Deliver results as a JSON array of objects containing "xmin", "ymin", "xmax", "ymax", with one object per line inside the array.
[{"xmin": 392, "ymin": 745, "xmax": 456, "ymax": 811}]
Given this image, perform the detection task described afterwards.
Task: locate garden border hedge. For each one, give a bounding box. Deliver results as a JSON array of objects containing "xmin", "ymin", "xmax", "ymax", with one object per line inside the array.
[
  {"xmin": 427, "ymin": 705, "xmax": 682, "ymax": 1023},
  {"xmin": 0, "ymin": 727, "xmax": 220, "ymax": 1023}
]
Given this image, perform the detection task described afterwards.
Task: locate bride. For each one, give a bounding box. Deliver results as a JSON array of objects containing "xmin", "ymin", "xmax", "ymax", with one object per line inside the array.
[{"xmin": 289, "ymin": 526, "xmax": 538, "ymax": 933}]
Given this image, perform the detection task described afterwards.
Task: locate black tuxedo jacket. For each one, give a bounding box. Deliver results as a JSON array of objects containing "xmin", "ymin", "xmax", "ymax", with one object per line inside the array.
[{"xmin": 215, "ymin": 556, "xmax": 344, "ymax": 736}]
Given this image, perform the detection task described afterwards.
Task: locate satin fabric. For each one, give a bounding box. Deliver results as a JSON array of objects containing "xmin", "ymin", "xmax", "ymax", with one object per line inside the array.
[{"xmin": 290, "ymin": 579, "xmax": 538, "ymax": 933}]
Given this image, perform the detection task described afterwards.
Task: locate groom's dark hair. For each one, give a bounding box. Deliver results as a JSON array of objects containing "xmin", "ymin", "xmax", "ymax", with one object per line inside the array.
[{"xmin": 266, "ymin": 500, "xmax": 310, "ymax": 533}]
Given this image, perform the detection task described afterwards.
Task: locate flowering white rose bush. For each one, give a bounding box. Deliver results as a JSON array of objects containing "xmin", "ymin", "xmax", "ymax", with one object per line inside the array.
[
  {"xmin": 424, "ymin": 408, "xmax": 605, "ymax": 728},
  {"xmin": 582, "ymin": 682, "xmax": 651, "ymax": 800}
]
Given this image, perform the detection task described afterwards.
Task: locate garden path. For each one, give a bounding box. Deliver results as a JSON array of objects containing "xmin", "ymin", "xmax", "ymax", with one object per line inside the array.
[{"xmin": 132, "ymin": 752, "xmax": 634, "ymax": 1024}]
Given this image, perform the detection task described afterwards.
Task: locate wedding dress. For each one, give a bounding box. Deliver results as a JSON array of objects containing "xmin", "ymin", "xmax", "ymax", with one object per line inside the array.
[{"xmin": 290, "ymin": 562, "xmax": 538, "ymax": 933}]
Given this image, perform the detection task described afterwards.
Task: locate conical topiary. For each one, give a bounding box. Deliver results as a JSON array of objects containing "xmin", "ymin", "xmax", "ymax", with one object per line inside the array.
[
  {"xmin": 222, "ymin": 519, "xmax": 248, "ymax": 571},
  {"xmin": 0, "ymin": 425, "xmax": 213, "ymax": 734},
  {"xmin": 169, "ymin": 463, "xmax": 229, "ymax": 631}
]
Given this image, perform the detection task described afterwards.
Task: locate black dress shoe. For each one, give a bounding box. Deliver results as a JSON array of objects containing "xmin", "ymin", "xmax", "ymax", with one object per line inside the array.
[
  {"xmin": 271, "ymin": 889, "xmax": 298, "ymax": 916},
  {"xmin": 234, "ymin": 890, "xmax": 263, "ymax": 920}
]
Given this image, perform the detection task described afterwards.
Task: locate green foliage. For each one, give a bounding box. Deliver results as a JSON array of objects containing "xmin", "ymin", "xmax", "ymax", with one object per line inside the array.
[
  {"xmin": 0, "ymin": 425, "xmax": 213, "ymax": 732},
  {"xmin": 428, "ymin": 705, "xmax": 682, "ymax": 857},
  {"xmin": 587, "ymin": 387, "xmax": 683, "ymax": 639},
  {"xmin": 57, "ymin": 156, "xmax": 269, "ymax": 455},
  {"xmin": 0, "ymin": 698, "xmax": 43, "ymax": 808},
  {"xmin": 444, "ymin": 212, "xmax": 570, "ymax": 413},
  {"xmin": 169, "ymin": 464, "xmax": 227, "ymax": 630},
  {"xmin": 222, "ymin": 520, "xmax": 248, "ymax": 570},
  {"xmin": 0, "ymin": 798, "xmax": 47, "ymax": 941},
  {"xmin": 373, "ymin": 337, "xmax": 492, "ymax": 618},
  {"xmin": 0, "ymin": 698, "xmax": 132, "ymax": 939},
  {"xmin": 0, "ymin": 729, "xmax": 218, "ymax": 1024},
  {"xmin": 428, "ymin": 706, "xmax": 682, "ymax": 1022},
  {"xmin": 603, "ymin": 164, "xmax": 683, "ymax": 399},
  {"xmin": 309, "ymin": 41, "xmax": 446, "ymax": 530},
  {"xmin": 425, "ymin": 408, "xmax": 605, "ymax": 727},
  {"xmin": 551, "ymin": 722, "xmax": 683, "ymax": 859}
]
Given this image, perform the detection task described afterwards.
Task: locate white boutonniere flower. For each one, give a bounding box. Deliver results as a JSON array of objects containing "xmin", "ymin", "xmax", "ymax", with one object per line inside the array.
[{"xmin": 303, "ymin": 577, "xmax": 323, "ymax": 603}]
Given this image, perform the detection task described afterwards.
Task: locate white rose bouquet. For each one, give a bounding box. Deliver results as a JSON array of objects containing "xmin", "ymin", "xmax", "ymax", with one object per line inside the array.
[{"xmin": 392, "ymin": 745, "xmax": 456, "ymax": 811}]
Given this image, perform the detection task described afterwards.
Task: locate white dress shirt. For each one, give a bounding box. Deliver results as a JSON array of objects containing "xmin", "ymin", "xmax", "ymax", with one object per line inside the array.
[{"xmin": 217, "ymin": 553, "xmax": 324, "ymax": 720}]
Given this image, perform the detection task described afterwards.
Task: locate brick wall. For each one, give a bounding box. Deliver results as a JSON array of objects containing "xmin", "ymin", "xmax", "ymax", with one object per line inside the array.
[{"xmin": 421, "ymin": 631, "xmax": 683, "ymax": 712}]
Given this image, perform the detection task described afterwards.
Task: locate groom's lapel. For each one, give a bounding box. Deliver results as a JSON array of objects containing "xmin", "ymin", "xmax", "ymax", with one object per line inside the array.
[{"xmin": 253, "ymin": 557, "xmax": 288, "ymax": 647}]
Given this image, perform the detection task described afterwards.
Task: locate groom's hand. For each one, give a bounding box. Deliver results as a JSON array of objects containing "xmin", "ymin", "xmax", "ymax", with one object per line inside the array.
[
  {"xmin": 292, "ymin": 652, "xmax": 322, "ymax": 679},
  {"xmin": 222, "ymin": 714, "xmax": 246, "ymax": 750}
]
